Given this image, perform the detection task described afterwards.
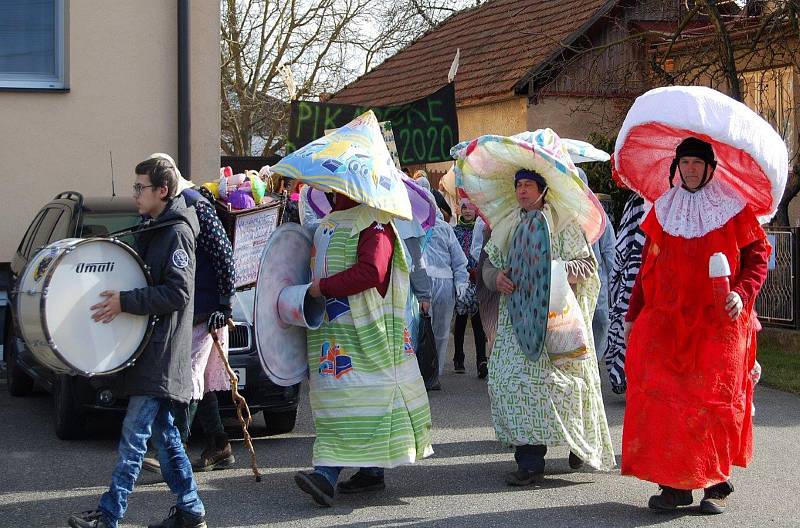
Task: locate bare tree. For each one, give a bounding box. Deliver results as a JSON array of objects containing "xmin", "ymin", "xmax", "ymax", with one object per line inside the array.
[
  {"xmin": 221, "ymin": 0, "xmax": 477, "ymax": 157},
  {"xmin": 526, "ymin": 0, "xmax": 800, "ymax": 225}
]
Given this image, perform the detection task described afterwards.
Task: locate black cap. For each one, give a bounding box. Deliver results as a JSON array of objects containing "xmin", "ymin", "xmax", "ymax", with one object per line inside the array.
[{"xmin": 675, "ymin": 137, "xmax": 716, "ymax": 165}]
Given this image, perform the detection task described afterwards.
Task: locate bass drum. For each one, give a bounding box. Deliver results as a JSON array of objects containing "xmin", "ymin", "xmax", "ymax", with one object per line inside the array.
[{"xmin": 16, "ymin": 238, "xmax": 154, "ymax": 376}]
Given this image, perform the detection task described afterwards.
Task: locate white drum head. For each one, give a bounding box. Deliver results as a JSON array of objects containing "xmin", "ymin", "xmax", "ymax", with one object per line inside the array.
[
  {"xmin": 45, "ymin": 239, "xmax": 150, "ymax": 374},
  {"xmin": 254, "ymin": 223, "xmax": 315, "ymax": 386}
]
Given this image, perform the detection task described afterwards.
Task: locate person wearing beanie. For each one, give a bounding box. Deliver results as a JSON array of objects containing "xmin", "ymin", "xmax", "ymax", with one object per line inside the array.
[{"xmin": 622, "ymin": 137, "xmax": 771, "ymax": 514}]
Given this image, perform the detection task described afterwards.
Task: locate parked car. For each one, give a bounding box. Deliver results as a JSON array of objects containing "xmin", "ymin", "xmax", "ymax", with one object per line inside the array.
[{"xmin": 4, "ymin": 191, "xmax": 300, "ymax": 439}]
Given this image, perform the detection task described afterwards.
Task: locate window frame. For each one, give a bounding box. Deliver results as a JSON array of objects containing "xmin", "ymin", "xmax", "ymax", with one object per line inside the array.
[{"xmin": 0, "ymin": 0, "xmax": 69, "ymax": 91}]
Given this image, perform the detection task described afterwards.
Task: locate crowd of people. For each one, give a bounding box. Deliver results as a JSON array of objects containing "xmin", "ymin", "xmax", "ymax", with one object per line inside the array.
[{"xmin": 66, "ymin": 86, "xmax": 785, "ymax": 527}]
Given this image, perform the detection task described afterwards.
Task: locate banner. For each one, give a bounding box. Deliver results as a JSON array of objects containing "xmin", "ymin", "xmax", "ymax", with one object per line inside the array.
[{"xmin": 287, "ymin": 83, "xmax": 458, "ymax": 165}]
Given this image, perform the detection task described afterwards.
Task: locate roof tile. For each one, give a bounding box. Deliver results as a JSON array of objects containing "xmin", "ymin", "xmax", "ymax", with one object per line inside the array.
[{"xmin": 330, "ymin": 0, "xmax": 611, "ymax": 106}]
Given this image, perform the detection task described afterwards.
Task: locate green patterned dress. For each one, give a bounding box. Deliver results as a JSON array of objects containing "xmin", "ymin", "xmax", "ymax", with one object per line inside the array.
[
  {"xmin": 307, "ymin": 206, "xmax": 433, "ymax": 468},
  {"xmin": 486, "ymin": 217, "xmax": 616, "ymax": 470}
]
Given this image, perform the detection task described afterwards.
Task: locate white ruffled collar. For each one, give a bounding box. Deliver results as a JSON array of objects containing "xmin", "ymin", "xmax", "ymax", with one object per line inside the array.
[{"xmin": 654, "ymin": 178, "xmax": 746, "ymax": 239}]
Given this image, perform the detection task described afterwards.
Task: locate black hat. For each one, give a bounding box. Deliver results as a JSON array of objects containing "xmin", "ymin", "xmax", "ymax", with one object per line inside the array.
[
  {"xmin": 675, "ymin": 137, "xmax": 716, "ymax": 165},
  {"xmin": 669, "ymin": 137, "xmax": 718, "ymax": 189}
]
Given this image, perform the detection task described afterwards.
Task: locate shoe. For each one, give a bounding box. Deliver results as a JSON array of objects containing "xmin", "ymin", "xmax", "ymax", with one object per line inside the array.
[
  {"xmin": 294, "ymin": 471, "xmax": 335, "ymax": 507},
  {"xmin": 142, "ymin": 454, "xmax": 161, "ymax": 474},
  {"xmin": 477, "ymin": 361, "xmax": 488, "ymax": 379},
  {"xmin": 454, "ymin": 362, "xmax": 465, "ymax": 373},
  {"xmin": 192, "ymin": 433, "xmax": 236, "ymax": 472},
  {"xmin": 648, "ymin": 486, "xmax": 693, "ymax": 511},
  {"xmin": 568, "ymin": 452, "xmax": 584, "ymax": 470},
  {"xmin": 68, "ymin": 510, "xmax": 110, "ymax": 528},
  {"xmin": 427, "ymin": 381, "xmax": 442, "ymax": 391},
  {"xmin": 336, "ymin": 471, "xmax": 386, "ymax": 494},
  {"xmin": 148, "ymin": 506, "xmax": 207, "ymax": 528},
  {"xmin": 700, "ymin": 481, "xmax": 733, "ymax": 515},
  {"xmin": 504, "ymin": 469, "xmax": 544, "ymax": 486}
]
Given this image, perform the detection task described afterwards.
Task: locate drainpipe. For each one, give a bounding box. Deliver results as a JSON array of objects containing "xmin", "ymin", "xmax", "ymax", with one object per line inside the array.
[{"xmin": 178, "ymin": 0, "xmax": 190, "ymax": 180}]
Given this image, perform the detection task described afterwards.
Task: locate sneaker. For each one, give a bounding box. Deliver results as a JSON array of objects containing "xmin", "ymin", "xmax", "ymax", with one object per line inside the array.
[
  {"xmin": 142, "ymin": 455, "xmax": 161, "ymax": 474},
  {"xmin": 504, "ymin": 469, "xmax": 544, "ymax": 486},
  {"xmin": 454, "ymin": 362, "xmax": 465, "ymax": 373},
  {"xmin": 568, "ymin": 452, "xmax": 584, "ymax": 470},
  {"xmin": 700, "ymin": 481, "xmax": 733, "ymax": 515},
  {"xmin": 192, "ymin": 433, "xmax": 235, "ymax": 472},
  {"xmin": 477, "ymin": 361, "xmax": 488, "ymax": 379},
  {"xmin": 336, "ymin": 471, "xmax": 386, "ymax": 494},
  {"xmin": 147, "ymin": 506, "xmax": 207, "ymax": 528},
  {"xmin": 68, "ymin": 510, "xmax": 110, "ymax": 528},
  {"xmin": 294, "ymin": 471, "xmax": 335, "ymax": 507},
  {"xmin": 647, "ymin": 486, "xmax": 693, "ymax": 511},
  {"xmin": 427, "ymin": 380, "xmax": 442, "ymax": 391}
]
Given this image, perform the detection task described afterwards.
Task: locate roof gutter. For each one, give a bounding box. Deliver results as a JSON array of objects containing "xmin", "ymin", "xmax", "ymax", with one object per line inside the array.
[
  {"xmin": 514, "ymin": 0, "xmax": 621, "ymax": 97},
  {"xmin": 178, "ymin": 0, "xmax": 191, "ymax": 180}
]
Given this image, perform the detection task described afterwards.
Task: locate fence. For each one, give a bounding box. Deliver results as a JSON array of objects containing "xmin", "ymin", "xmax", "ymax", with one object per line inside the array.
[{"xmin": 757, "ymin": 227, "xmax": 798, "ymax": 328}]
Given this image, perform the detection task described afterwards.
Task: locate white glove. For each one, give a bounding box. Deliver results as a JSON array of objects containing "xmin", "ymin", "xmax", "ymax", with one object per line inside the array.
[
  {"xmin": 456, "ymin": 282, "xmax": 468, "ymax": 301},
  {"xmin": 750, "ymin": 360, "xmax": 762, "ymax": 384}
]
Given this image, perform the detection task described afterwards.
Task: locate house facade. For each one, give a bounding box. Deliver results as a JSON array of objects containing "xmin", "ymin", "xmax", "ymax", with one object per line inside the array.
[{"xmin": 0, "ymin": 0, "xmax": 220, "ymax": 263}]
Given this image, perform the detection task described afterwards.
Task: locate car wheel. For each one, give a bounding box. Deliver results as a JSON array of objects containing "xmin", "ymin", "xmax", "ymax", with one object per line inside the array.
[
  {"xmin": 53, "ymin": 375, "xmax": 86, "ymax": 440},
  {"xmin": 5, "ymin": 321, "xmax": 34, "ymax": 397},
  {"xmin": 263, "ymin": 409, "xmax": 297, "ymax": 435}
]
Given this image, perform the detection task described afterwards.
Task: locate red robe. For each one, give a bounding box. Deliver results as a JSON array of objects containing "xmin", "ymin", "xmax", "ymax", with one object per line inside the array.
[{"xmin": 621, "ymin": 205, "xmax": 769, "ymax": 490}]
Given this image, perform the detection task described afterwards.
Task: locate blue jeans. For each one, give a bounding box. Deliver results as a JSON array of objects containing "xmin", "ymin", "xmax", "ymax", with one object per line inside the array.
[
  {"xmin": 515, "ymin": 444, "xmax": 547, "ymax": 473},
  {"xmin": 314, "ymin": 466, "xmax": 385, "ymax": 487},
  {"xmin": 98, "ymin": 396, "xmax": 204, "ymax": 527}
]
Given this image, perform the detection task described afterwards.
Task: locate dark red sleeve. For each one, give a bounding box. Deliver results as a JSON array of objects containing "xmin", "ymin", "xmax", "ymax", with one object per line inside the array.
[
  {"xmin": 732, "ymin": 237, "xmax": 770, "ymax": 308},
  {"xmin": 319, "ymin": 223, "xmax": 395, "ymax": 298},
  {"xmin": 626, "ymin": 237, "xmax": 649, "ymax": 323}
]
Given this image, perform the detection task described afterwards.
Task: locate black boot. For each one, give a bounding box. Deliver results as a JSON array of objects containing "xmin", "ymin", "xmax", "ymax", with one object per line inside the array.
[
  {"xmin": 700, "ymin": 481, "xmax": 733, "ymax": 515},
  {"xmin": 337, "ymin": 470, "xmax": 386, "ymax": 493},
  {"xmin": 294, "ymin": 471, "xmax": 335, "ymax": 506},
  {"xmin": 648, "ymin": 486, "xmax": 693, "ymax": 511},
  {"xmin": 192, "ymin": 432, "xmax": 235, "ymax": 471}
]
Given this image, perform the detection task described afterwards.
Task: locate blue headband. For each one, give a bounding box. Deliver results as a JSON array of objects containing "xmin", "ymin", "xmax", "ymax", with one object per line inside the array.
[{"xmin": 514, "ymin": 169, "xmax": 546, "ymax": 189}]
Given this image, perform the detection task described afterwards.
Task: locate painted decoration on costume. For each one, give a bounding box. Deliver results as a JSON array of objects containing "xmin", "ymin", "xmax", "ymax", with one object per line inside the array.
[
  {"xmin": 305, "ymin": 175, "xmax": 436, "ymax": 230},
  {"xmin": 319, "ymin": 341, "xmax": 353, "ymax": 379},
  {"xmin": 507, "ymin": 209, "xmax": 551, "ymax": 362},
  {"xmin": 272, "ymin": 110, "xmax": 412, "ymax": 220},
  {"xmin": 614, "ymin": 85, "xmax": 788, "ymax": 223}
]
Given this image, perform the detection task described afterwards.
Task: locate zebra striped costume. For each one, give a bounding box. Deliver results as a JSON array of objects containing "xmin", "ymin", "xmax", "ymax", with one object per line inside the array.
[{"xmin": 604, "ymin": 194, "xmax": 646, "ymax": 393}]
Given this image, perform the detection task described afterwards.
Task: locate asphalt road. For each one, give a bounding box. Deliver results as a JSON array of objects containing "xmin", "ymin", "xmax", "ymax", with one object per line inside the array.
[{"xmin": 1, "ymin": 337, "xmax": 799, "ymax": 528}]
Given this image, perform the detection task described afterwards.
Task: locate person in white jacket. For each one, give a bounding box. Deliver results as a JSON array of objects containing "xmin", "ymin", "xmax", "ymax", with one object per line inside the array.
[{"xmin": 422, "ymin": 208, "xmax": 469, "ymax": 384}]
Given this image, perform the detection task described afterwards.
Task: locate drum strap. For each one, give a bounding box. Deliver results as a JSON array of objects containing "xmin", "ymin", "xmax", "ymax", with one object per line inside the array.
[{"xmin": 101, "ymin": 219, "xmax": 190, "ymax": 239}]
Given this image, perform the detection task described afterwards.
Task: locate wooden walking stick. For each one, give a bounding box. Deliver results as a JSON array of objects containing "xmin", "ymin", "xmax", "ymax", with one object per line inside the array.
[{"xmin": 210, "ymin": 323, "xmax": 263, "ymax": 482}]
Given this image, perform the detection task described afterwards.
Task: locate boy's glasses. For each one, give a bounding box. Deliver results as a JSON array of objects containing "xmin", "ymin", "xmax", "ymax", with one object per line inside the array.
[{"xmin": 132, "ymin": 183, "xmax": 156, "ymax": 197}]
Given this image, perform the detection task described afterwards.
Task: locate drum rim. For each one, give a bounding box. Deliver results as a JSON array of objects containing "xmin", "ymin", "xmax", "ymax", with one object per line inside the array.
[
  {"xmin": 253, "ymin": 223, "xmax": 311, "ymax": 386},
  {"xmin": 36, "ymin": 237, "xmax": 156, "ymax": 377}
]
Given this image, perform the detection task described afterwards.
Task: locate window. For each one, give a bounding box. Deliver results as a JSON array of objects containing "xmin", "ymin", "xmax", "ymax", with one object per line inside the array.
[
  {"xmin": 17, "ymin": 208, "xmax": 47, "ymax": 257},
  {"xmin": 740, "ymin": 66, "xmax": 796, "ymax": 159},
  {"xmin": 0, "ymin": 0, "xmax": 67, "ymax": 90},
  {"xmin": 28, "ymin": 207, "xmax": 64, "ymax": 256}
]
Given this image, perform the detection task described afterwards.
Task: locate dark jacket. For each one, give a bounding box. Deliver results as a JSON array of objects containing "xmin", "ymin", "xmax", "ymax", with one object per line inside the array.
[
  {"xmin": 119, "ymin": 196, "xmax": 199, "ymax": 403},
  {"xmin": 181, "ymin": 188, "xmax": 235, "ymax": 322}
]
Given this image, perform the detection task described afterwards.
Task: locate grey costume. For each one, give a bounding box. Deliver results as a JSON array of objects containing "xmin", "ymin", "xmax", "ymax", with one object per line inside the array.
[{"xmin": 120, "ymin": 196, "xmax": 199, "ymax": 404}]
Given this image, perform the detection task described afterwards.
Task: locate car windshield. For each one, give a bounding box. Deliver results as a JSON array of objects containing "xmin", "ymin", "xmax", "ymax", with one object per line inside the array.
[
  {"xmin": 80, "ymin": 213, "xmax": 140, "ymax": 246},
  {"xmin": 233, "ymin": 288, "xmax": 254, "ymax": 324}
]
